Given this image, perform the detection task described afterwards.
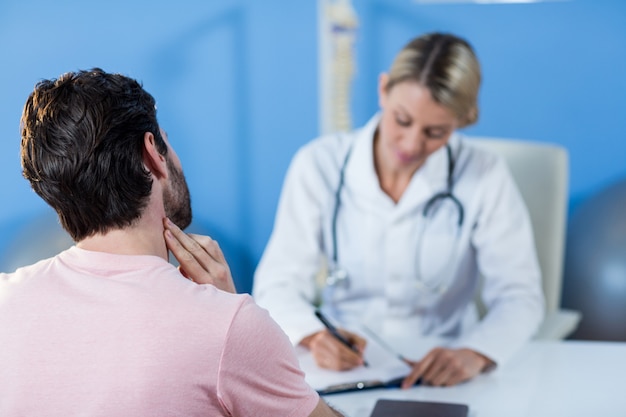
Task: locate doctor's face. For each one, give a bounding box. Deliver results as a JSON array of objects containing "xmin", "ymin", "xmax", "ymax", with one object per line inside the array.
[{"xmin": 376, "ymin": 77, "xmax": 459, "ymax": 175}]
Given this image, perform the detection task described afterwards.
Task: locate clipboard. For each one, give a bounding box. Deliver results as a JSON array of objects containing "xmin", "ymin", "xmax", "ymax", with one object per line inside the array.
[
  {"xmin": 296, "ymin": 335, "xmax": 413, "ymax": 395},
  {"xmin": 369, "ymin": 399, "xmax": 469, "ymax": 417}
]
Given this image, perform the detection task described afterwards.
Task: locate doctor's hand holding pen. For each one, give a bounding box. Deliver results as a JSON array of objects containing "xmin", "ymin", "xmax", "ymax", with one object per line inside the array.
[
  {"xmin": 300, "ymin": 310, "xmax": 368, "ymax": 371},
  {"xmin": 300, "ymin": 329, "xmax": 367, "ymax": 371}
]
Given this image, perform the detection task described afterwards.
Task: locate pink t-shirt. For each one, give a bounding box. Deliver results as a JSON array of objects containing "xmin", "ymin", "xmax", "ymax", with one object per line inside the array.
[{"xmin": 0, "ymin": 247, "xmax": 319, "ymax": 417}]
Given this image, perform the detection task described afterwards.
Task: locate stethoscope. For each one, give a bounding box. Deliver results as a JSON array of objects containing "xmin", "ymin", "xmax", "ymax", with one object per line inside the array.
[{"xmin": 325, "ymin": 142, "xmax": 464, "ymax": 300}]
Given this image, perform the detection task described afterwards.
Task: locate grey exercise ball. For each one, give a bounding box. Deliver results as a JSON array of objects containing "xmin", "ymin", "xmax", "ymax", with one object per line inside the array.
[{"xmin": 562, "ymin": 178, "xmax": 626, "ymax": 341}]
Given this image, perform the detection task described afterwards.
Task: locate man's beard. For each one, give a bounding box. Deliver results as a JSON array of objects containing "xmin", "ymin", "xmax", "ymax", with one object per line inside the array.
[{"xmin": 163, "ymin": 158, "xmax": 192, "ymax": 230}]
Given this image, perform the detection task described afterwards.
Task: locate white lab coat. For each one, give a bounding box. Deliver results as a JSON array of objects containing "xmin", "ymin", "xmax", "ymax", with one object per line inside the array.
[{"xmin": 253, "ymin": 114, "xmax": 544, "ymax": 366}]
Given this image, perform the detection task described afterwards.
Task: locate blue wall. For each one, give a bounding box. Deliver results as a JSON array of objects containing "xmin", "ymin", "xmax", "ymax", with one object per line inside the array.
[{"xmin": 1, "ymin": 0, "xmax": 625, "ymax": 295}]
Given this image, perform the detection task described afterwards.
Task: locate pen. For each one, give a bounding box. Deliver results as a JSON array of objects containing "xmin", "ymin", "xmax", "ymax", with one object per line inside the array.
[{"xmin": 314, "ymin": 309, "xmax": 369, "ymax": 367}]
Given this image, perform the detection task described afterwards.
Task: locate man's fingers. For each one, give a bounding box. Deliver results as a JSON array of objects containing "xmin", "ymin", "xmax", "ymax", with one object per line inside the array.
[
  {"xmin": 164, "ymin": 227, "xmax": 195, "ymax": 264},
  {"xmin": 178, "ymin": 266, "xmax": 190, "ymax": 279},
  {"xmin": 163, "ymin": 218, "xmax": 236, "ymax": 293},
  {"xmin": 186, "ymin": 234, "xmax": 231, "ymax": 282},
  {"xmin": 164, "ymin": 218, "xmax": 197, "ymax": 250},
  {"xmin": 165, "ymin": 228, "xmax": 204, "ymax": 276},
  {"xmin": 163, "ymin": 218, "xmax": 214, "ymax": 267},
  {"xmin": 188, "ymin": 233, "xmax": 226, "ymax": 263}
]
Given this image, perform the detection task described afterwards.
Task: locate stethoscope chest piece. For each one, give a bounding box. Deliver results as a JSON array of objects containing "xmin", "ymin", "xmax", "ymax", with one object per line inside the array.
[{"xmin": 326, "ymin": 267, "xmax": 349, "ymax": 287}]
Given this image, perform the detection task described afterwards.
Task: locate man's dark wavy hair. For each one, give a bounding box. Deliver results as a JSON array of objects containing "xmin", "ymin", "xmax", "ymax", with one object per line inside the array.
[{"xmin": 20, "ymin": 68, "xmax": 168, "ymax": 241}]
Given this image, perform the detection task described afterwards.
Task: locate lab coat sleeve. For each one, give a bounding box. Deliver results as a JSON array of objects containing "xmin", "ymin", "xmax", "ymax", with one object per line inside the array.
[
  {"xmin": 451, "ymin": 157, "xmax": 545, "ymax": 367},
  {"xmin": 253, "ymin": 141, "xmax": 336, "ymax": 345}
]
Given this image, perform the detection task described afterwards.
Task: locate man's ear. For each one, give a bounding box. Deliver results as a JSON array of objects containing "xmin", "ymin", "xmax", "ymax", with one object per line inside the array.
[{"xmin": 142, "ymin": 132, "xmax": 168, "ymax": 180}]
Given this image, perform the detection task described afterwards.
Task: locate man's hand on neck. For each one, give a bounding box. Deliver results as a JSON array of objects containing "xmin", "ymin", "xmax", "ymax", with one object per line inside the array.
[{"xmin": 163, "ymin": 217, "xmax": 237, "ymax": 294}]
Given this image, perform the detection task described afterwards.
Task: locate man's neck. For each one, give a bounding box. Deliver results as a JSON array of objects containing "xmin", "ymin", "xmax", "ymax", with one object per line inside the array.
[
  {"xmin": 76, "ymin": 215, "xmax": 168, "ymax": 260},
  {"xmin": 76, "ymin": 171, "xmax": 171, "ymax": 260}
]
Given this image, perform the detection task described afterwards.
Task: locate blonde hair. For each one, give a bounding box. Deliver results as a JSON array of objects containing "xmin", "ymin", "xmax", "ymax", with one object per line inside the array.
[{"xmin": 386, "ymin": 33, "xmax": 481, "ymax": 127}]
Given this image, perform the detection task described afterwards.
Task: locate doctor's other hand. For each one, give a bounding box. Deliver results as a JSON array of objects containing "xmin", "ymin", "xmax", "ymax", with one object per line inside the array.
[
  {"xmin": 301, "ymin": 329, "xmax": 367, "ymax": 371},
  {"xmin": 163, "ymin": 217, "xmax": 237, "ymax": 294},
  {"xmin": 401, "ymin": 347, "xmax": 494, "ymax": 388}
]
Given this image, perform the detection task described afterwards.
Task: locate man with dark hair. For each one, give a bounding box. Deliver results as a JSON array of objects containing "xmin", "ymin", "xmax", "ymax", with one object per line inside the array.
[{"xmin": 0, "ymin": 68, "xmax": 343, "ymax": 417}]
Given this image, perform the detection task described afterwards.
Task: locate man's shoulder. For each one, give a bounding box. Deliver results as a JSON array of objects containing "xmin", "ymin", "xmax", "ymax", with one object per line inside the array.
[
  {"xmin": 186, "ymin": 284, "xmax": 253, "ymax": 311},
  {"xmin": 192, "ymin": 289, "xmax": 269, "ymax": 328},
  {"xmin": 1, "ymin": 255, "xmax": 58, "ymax": 283}
]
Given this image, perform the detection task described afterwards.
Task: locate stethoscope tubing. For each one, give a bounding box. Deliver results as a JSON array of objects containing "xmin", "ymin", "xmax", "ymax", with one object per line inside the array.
[{"xmin": 329, "ymin": 141, "xmax": 464, "ymax": 280}]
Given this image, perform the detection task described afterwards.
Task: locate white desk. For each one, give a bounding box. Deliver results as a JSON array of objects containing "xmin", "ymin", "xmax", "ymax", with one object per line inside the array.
[{"xmin": 322, "ymin": 340, "xmax": 626, "ymax": 417}]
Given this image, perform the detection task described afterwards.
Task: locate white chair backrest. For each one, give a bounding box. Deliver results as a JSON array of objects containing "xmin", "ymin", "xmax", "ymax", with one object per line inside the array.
[{"xmin": 469, "ymin": 138, "xmax": 569, "ymax": 314}]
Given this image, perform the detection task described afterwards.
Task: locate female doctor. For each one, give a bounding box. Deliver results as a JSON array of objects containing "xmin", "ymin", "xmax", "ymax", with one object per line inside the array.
[{"xmin": 253, "ymin": 32, "xmax": 544, "ymax": 388}]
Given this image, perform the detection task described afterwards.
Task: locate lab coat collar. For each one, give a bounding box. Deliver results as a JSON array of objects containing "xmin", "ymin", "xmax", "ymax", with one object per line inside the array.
[
  {"xmin": 345, "ymin": 113, "xmax": 460, "ymax": 214},
  {"xmin": 344, "ymin": 115, "xmax": 381, "ymax": 203}
]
